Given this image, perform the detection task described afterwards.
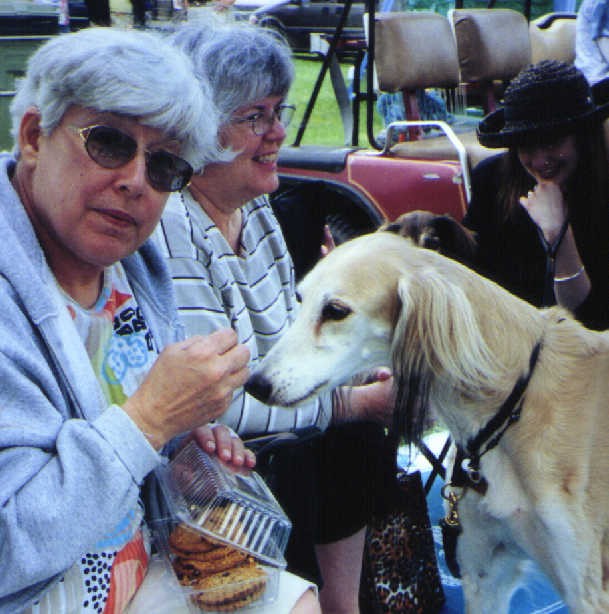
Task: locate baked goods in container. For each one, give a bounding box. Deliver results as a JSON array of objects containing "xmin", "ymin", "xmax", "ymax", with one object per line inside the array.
[
  {"xmin": 162, "ymin": 441, "xmax": 290, "ymax": 567},
  {"xmin": 158, "ymin": 443, "xmax": 287, "ymax": 610},
  {"xmin": 173, "ymin": 547, "xmax": 249, "ymax": 576},
  {"xmin": 191, "ymin": 564, "xmax": 268, "ymax": 612},
  {"xmin": 169, "ymin": 522, "xmax": 218, "ymax": 554},
  {"xmin": 168, "ymin": 521, "xmax": 268, "ymax": 611}
]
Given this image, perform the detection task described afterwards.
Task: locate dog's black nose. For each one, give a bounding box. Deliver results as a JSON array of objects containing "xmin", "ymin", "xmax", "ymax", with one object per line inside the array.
[{"xmin": 244, "ymin": 373, "xmax": 273, "ymax": 403}]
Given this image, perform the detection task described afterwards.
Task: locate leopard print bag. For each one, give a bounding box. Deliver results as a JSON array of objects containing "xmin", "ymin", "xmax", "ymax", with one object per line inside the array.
[{"xmin": 360, "ymin": 470, "xmax": 445, "ymax": 613}]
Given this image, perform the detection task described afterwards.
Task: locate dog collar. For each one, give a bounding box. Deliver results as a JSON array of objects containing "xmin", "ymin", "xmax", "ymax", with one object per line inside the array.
[
  {"xmin": 458, "ymin": 340, "xmax": 542, "ymax": 494},
  {"xmin": 441, "ymin": 340, "xmax": 542, "ymax": 579}
]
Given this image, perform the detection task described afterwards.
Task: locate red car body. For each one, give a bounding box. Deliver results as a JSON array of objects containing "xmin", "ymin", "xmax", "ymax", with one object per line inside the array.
[{"xmin": 278, "ymin": 144, "xmax": 468, "ymax": 224}]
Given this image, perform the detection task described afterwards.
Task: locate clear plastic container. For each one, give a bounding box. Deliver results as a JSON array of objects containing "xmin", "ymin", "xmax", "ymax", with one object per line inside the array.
[
  {"xmin": 158, "ymin": 441, "xmax": 291, "ymax": 568},
  {"xmin": 152, "ymin": 515, "xmax": 281, "ymax": 613}
]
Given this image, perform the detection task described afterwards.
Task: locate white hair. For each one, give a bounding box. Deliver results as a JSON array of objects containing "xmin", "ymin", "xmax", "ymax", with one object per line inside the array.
[
  {"xmin": 169, "ymin": 19, "xmax": 294, "ymax": 168},
  {"xmin": 10, "ymin": 28, "xmax": 220, "ymax": 169},
  {"xmin": 170, "ymin": 20, "xmax": 293, "ymax": 123}
]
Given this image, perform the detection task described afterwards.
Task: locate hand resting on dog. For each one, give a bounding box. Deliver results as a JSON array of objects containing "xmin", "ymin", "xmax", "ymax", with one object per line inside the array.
[{"xmin": 332, "ymin": 367, "xmax": 395, "ymax": 425}]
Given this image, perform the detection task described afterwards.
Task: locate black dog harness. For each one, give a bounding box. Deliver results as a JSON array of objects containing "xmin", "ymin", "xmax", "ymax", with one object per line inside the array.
[{"xmin": 440, "ymin": 341, "xmax": 542, "ymax": 578}]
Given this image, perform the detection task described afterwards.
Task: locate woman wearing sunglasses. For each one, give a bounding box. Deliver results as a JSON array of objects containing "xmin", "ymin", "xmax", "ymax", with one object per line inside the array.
[
  {"xmin": 0, "ymin": 27, "xmax": 259, "ymax": 613},
  {"xmin": 160, "ymin": 20, "xmax": 396, "ymax": 614}
]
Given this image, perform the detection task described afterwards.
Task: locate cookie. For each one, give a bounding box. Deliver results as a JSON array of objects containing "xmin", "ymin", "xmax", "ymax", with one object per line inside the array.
[
  {"xmin": 173, "ymin": 548, "xmax": 249, "ymax": 576},
  {"xmin": 173, "ymin": 563, "xmax": 199, "ymax": 587},
  {"xmin": 169, "ymin": 523, "xmax": 217, "ymax": 554},
  {"xmin": 170, "ymin": 543, "xmax": 218, "ymax": 561},
  {"xmin": 192, "ymin": 563, "xmax": 267, "ymax": 612},
  {"xmin": 194, "ymin": 587, "xmax": 263, "ymax": 612},
  {"xmin": 193, "ymin": 544, "xmax": 245, "ymax": 563}
]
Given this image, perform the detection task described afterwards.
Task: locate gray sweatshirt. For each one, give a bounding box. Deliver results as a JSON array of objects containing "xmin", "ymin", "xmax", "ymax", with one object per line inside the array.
[{"xmin": 0, "ymin": 153, "xmax": 183, "ymax": 612}]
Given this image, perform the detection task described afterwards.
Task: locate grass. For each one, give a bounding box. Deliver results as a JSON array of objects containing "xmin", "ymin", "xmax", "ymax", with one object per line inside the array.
[
  {"xmin": 284, "ymin": 0, "xmax": 569, "ymax": 148},
  {"xmin": 286, "ymin": 57, "xmax": 385, "ymax": 148},
  {"xmin": 0, "ymin": 0, "xmax": 572, "ymax": 150}
]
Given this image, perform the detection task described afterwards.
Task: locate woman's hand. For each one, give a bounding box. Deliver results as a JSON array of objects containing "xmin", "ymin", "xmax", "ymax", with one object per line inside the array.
[
  {"xmin": 519, "ymin": 182, "xmax": 567, "ymax": 245},
  {"xmin": 333, "ymin": 367, "xmax": 395, "ymax": 426},
  {"xmin": 188, "ymin": 424, "xmax": 257, "ymax": 469},
  {"xmin": 320, "ymin": 224, "xmax": 336, "ymax": 258},
  {"xmin": 122, "ymin": 329, "xmax": 250, "ymax": 449}
]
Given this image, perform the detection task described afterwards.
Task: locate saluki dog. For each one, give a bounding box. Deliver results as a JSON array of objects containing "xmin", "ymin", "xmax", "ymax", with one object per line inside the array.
[{"xmin": 246, "ymin": 231, "xmax": 609, "ymax": 614}]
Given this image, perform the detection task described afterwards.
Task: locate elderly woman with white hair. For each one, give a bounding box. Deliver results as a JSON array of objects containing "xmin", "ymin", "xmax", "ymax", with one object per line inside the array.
[
  {"xmin": 160, "ymin": 19, "xmax": 396, "ymax": 614},
  {"xmin": 0, "ymin": 27, "xmax": 258, "ymax": 613}
]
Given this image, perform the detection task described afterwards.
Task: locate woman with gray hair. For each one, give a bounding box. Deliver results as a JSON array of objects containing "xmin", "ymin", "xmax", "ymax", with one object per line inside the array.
[
  {"xmin": 10, "ymin": 27, "xmax": 216, "ymax": 170},
  {"xmin": 160, "ymin": 19, "xmax": 395, "ymax": 614},
  {"xmin": 0, "ymin": 27, "xmax": 255, "ymax": 613}
]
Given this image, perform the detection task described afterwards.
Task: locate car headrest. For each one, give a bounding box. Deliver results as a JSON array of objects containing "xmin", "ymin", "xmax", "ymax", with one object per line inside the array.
[
  {"xmin": 450, "ymin": 8, "xmax": 531, "ymax": 83},
  {"xmin": 529, "ymin": 13, "xmax": 576, "ymax": 64},
  {"xmin": 373, "ymin": 11, "xmax": 460, "ymax": 92}
]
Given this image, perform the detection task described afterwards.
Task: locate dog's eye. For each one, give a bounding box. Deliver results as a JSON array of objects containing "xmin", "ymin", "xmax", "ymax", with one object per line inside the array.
[
  {"xmin": 295, "ymin": 291, "xmax": 302, "ymax": 303},
  {"xmin": 321, "ymin": 301, "xmax": 351, "ymax": 321}
]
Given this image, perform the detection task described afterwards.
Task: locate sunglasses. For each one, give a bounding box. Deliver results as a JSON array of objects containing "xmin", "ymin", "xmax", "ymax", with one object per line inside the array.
[{"xmin": 75, "ymin": 125, "xmax": 193, "ymax": 192}]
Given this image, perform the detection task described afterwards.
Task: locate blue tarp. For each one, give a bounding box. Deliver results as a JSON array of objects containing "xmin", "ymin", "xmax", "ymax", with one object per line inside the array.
[{"xmin": 424, "ymin": 475, "xmax": 568, "ymax": 613}]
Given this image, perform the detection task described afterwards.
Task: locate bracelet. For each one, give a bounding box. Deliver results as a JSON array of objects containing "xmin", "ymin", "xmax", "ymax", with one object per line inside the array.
[{"xmin": 554, "ymin": 266, "xmax": 585, "ymax": 283}]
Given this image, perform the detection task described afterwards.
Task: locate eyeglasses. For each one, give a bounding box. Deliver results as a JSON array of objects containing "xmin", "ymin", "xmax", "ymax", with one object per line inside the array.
[
  {"xmin": 75, "ymin": 125, "xmax": 193, "ymax": 192},
  {"xmin": 231, "ymin": 104, "xmax": 296, "ymax": 136}
]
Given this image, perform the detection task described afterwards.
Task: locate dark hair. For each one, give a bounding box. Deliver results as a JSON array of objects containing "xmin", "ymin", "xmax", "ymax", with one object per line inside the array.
[{"xmin": 497, "ymin": 123, "xmax": 609, "ymax": 279}]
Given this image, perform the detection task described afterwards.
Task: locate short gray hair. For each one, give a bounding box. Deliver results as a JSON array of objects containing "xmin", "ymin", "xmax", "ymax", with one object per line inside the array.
[
  {"xmin": 10, "ymin": 28, "xmax": 219, "ymax": 169},
  {"xmin": 170, "ymin": 19, "xmax": 294, "ymax": 126}
]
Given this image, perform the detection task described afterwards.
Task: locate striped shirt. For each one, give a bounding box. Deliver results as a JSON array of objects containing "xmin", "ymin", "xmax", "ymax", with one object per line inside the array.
[{"xmin": 156, "ymin": 190, "xmax": 331, "ymax": 435}]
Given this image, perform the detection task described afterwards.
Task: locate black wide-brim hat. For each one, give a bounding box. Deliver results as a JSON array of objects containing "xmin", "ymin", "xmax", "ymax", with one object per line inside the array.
[{"xmin": 477, "ymin": 60, "xmax": 609, "ymax": 148}]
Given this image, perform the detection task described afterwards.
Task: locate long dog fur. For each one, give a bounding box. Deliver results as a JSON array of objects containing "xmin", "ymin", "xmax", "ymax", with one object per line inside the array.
[{"xmin": 245, "ymin": 232, "xmax": 609, "ymax": 613}]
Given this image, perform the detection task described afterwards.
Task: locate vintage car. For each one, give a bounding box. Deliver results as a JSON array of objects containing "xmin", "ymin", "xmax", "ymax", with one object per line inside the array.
[
  {"xmin": 233, "ymin": 0, "xmax": 369, "ymax": 53},
  {"xmin": 267, "ymin": 6, "xmax": 475, "ymax": 275},
  {"xmin": 268, "ymin": 3, "xmax": 573, "ymax": 278}
]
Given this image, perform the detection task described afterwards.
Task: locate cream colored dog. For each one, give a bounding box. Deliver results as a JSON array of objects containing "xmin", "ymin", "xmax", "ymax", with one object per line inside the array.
[{"xmin": 246, "ymin": 231, "xmax": 609, "ymax": 614}]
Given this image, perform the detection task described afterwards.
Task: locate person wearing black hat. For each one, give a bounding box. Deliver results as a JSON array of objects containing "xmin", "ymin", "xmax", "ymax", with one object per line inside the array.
[{"xmin": 463, "ymin": 59, "xmax": 609, "ymax": 330}]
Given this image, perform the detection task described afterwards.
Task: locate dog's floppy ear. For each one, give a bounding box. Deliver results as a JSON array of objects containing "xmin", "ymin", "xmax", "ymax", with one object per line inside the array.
[
  {"xmin": 432, "ymin": 215, "xmax": 478, "ymax": 265},
  {"xmin": 391, "ymin": 268, "xmax": 500, "ymax": 442},
  {"xmin": 382, "ymin": 220, "xmax": 408, "ymax": 234}
]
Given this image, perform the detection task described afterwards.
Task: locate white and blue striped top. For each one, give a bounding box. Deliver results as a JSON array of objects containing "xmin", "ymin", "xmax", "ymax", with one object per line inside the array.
[{"xmin": 155, "ymin": 190, "xmax": 331, "ymax": 436}]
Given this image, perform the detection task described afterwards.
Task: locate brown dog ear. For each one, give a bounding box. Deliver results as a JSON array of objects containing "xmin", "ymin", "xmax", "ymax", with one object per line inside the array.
[
  {"xmin": 383, "ymin": 220, "xmax": 408, "ymax": 234},
  {"xmin": 430, "ymin": 215, "xmax": 478, "ymax": 265}
]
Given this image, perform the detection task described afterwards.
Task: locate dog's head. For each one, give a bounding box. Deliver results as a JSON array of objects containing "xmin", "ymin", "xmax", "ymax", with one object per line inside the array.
[
  {"xmin": 246, "ymin": 232, "xmax": 516, "ymax": 441},
  {"xmin": 246, "ymin": 234, "xmax": 402, "ymax": 408},
  {"xmin": 380, "ymin": 210, "xmax": 477, "ymax": 266}
]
